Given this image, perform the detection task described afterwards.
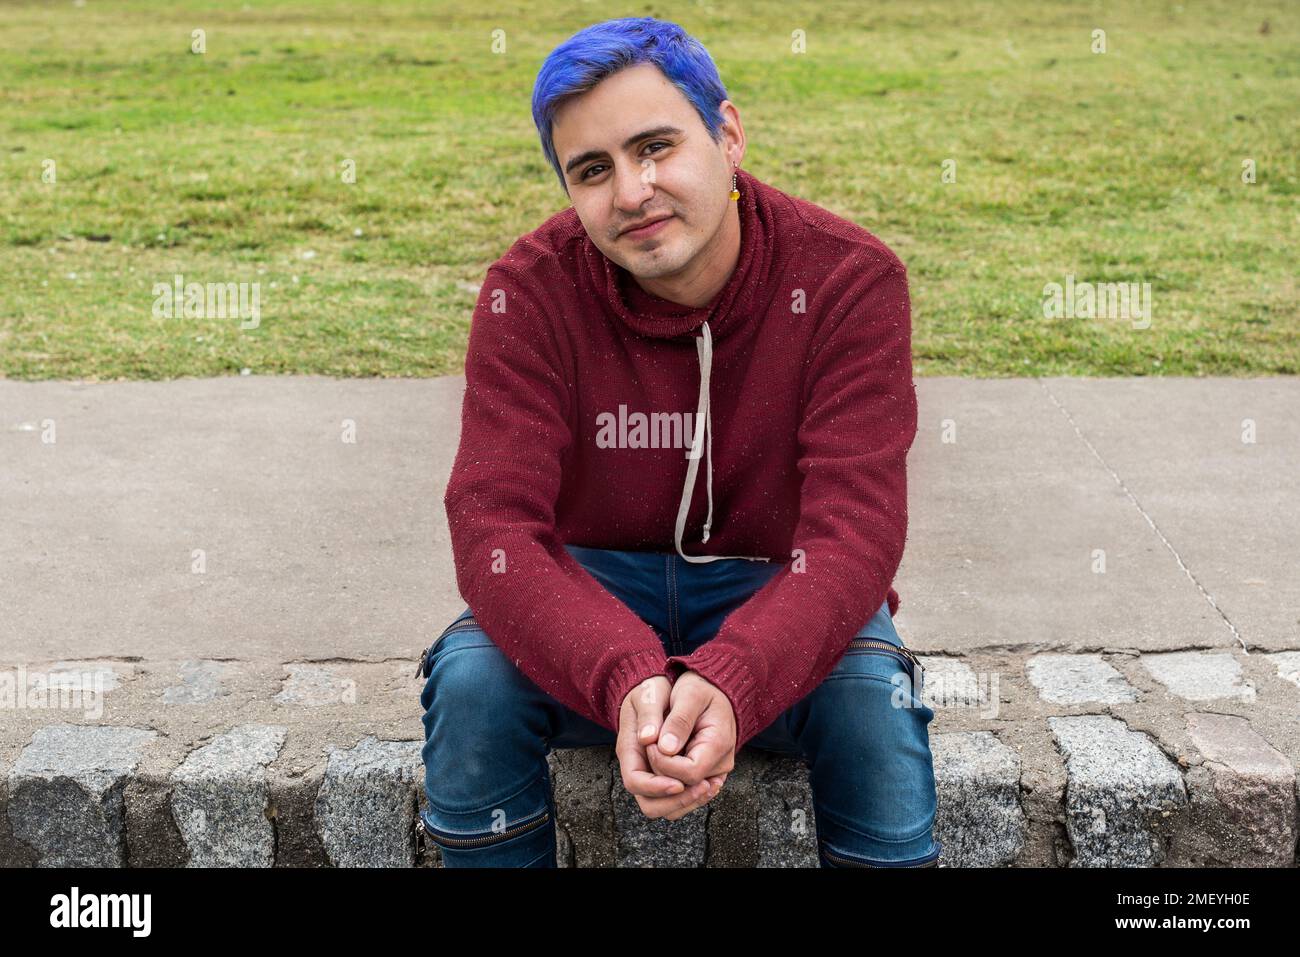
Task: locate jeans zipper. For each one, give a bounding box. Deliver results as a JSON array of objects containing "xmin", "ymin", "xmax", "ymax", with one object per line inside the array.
[
  {"xmin": 414, "ymin": 615, "xmax": 481, "ymax": 679},
  {"xmin": 822, "ymin": 843, "xmax": 940, "ymax": 867},
  {"xmin": 846, "ymin": 637, "xmax": 924, "ymax": 678},
  {"xmin": 416, "ymin": 807, "xmax": 550, "ymax": 848}
]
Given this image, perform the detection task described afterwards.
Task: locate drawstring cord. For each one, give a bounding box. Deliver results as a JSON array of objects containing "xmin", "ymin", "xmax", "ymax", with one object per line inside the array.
[{"xmin": 673, "ymin": 320, "xmax": 771, "ymax": 565}]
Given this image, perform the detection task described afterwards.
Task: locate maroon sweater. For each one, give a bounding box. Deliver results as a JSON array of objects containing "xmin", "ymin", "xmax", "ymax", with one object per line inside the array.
[{"xmin": 444, "ymin": 167, "xmax": 917, "ymax": 748}]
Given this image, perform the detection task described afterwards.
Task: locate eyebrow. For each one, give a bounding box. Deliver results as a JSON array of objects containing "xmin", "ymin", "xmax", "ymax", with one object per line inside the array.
[{"xmin": 562, "ymin": 125, "xmax": 686, "ymax": 176}]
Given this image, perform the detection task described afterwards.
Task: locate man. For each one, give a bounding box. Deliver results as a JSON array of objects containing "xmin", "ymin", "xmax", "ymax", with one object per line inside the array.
[{"xmin": 417, "ymin": 16, "xmax": 939, "ymax": 868}]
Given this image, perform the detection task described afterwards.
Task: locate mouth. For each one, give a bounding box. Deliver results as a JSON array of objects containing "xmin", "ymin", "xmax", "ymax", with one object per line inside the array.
[{"xmin": 621, "ymin": 214, "xmax": 674, "ymax": 240}]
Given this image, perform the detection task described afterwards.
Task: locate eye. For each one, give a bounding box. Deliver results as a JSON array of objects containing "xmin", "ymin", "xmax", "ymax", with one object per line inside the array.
[{"xmin": 579, "ymin": 142, "xmax": 672, "ymax": 181}]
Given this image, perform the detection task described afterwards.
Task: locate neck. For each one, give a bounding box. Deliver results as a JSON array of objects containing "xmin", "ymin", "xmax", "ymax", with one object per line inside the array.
[{"xmin": 632, "ymin": 199, "xmax": 741, "ymax": 309}]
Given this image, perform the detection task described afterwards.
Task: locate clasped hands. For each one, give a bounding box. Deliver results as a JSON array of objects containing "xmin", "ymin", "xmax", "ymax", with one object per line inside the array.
[{"xmin": 616, "ymin": 671, "xmax": 735, "ymax": 821}]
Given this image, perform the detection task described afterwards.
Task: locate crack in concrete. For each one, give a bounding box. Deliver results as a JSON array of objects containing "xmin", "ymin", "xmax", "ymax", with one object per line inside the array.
[
  {"xmin": 701, "ymin": 801, "xmax": 713, "ymax": 866},
  {"xmin": 285, "ymin": 657, "xmax": 419, "ymax": 665},
  {"xmin": 916, "ymin": 641, "xmax": 1254, "ymax": 657},
  {"xmin": 1038, "ymin": 379, "xmax": 1248, "ymax": 654},
  {"xmin": 607, "ymin": 751, "xmax": 620, "ymax": 867}
]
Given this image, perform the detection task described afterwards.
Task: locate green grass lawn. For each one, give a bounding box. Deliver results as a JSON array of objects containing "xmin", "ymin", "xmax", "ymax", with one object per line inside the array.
[{"xmin": 1, "ymin": 0, "xmax": 1296, "ymax": 379}]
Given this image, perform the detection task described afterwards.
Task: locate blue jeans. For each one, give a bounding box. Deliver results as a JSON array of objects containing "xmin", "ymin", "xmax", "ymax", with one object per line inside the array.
[{"xmin": 417, "ymin": 543, "xmax": 941, "ymax": 868}]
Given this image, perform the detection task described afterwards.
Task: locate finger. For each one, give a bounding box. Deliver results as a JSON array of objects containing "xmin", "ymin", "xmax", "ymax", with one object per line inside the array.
[
  {"xmin": 640, "ymin": 773, "xmax": 728, "ymax": 821},
  {"xmin": 616, "ymin": 722, "xmax": 686, "ymax": 798},
  {"xmin": 637, "ymin": 777, "xmax": 717, "ymax": 819},
  {"xmin": 624, "ymin": 765, "xmax": 689, "ymax": 798},
  {"xmin": 649, "ymin": 773, "xmax": 727, "ymax": 819},
  {"xmin": 630, "ymin": 677, "xmax": 669, "ymax": 745},
  {"xmin": 673, "ymin": 773, "xmax": 731, "ymax": 819},
  {"xmin": 656, "ymin": 683, "xmax": 706, "ymax": 756},
  {"xmin": 665, "ymin": 774, "xmax": 728, "ymax": 820},
  {"xmin": 647, "ymin": 730, "xmax": 730, "ymax": 784}
]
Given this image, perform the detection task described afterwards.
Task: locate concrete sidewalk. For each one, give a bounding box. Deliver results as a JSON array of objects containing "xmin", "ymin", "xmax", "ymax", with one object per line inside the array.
[{"xmin": 1, "ymin": 375, "xmax": 1297, "ymax": 867}]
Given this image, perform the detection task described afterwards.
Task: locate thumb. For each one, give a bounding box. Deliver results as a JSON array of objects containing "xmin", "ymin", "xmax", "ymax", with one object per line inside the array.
[{"xmin": 658, "ymin": 681, "xmax": 705, "ymax": 756}]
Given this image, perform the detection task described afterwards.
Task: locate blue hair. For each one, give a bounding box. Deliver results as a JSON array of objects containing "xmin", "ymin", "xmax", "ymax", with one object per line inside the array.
[{"xmin": 531, "ymin": 17, "xmax": 730, "ymax": 194}]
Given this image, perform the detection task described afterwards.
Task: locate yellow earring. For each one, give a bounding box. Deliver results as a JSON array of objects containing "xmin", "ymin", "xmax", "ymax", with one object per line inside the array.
[{"xmin": 729, "ymin": 164, "xmax": 739, "ymax": 201}]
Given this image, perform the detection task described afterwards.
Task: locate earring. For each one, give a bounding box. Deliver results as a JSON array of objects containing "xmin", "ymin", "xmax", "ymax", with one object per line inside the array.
[{"xmin": 729, "ymin": 163, "xmax": 739, "ymax": 201}]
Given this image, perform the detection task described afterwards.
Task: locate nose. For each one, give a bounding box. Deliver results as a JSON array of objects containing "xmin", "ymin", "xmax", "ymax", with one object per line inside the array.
[{"xmin": 612, "ymin": 159, "xmax": 656, "ymax": 219}]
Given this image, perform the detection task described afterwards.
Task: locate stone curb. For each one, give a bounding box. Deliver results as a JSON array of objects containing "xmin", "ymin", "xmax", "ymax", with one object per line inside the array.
[{"xmin": 2, "ymin": 648, "xmax": 1297, "ymax": 867}]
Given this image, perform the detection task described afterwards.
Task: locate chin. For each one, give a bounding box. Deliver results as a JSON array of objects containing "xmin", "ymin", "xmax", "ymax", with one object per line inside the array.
[
  {"xmin": 627, "ymin": 258, "xmax": 676, "ymax": 280},
  {"xmin": 636, "ymin": 242, "xmax": 693, "ymax": 276}
]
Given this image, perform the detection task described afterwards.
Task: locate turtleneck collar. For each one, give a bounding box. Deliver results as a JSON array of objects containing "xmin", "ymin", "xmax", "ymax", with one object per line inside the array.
[{"xmin": 591, "ymin": 167, "xmax": 771, "ymax": 342}]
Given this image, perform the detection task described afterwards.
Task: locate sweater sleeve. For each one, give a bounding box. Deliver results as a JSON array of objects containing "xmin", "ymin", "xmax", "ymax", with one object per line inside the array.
[
  {"xmin": 662, "ymin": 263, "xmax": 918, "ymax": 749},
  {"xmin": 443, "ymin": 264, "xmax": 670, "ymax": 734}
]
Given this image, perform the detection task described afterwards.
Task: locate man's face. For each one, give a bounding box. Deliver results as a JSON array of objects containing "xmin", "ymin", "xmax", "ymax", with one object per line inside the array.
[{"xmin": 551, "ymin": 62, "xmax": 738, "ymax": 280}]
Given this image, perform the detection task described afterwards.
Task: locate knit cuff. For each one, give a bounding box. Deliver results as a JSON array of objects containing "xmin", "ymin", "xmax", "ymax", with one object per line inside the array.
[
  {"xmin": 604, "ymin": 648, "xmax": 673, "ymax": 734},
  {"xmin": 663, "ymin": 644, "xmax": 762, "ymax": 749}
]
